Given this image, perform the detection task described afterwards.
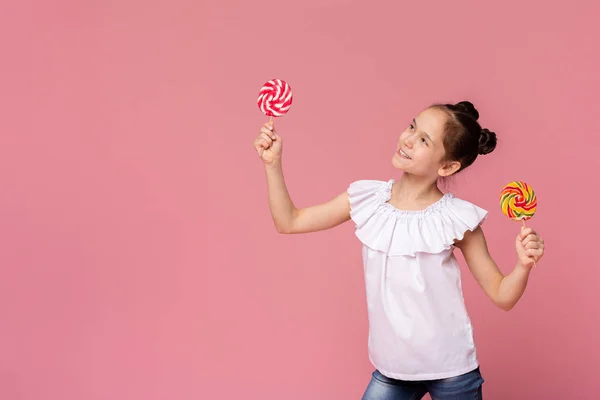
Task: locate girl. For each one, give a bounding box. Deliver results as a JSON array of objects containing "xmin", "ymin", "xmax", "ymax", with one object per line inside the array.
[{"xmin": 253, "ymin": 101, "xmax": 545, "ymax": 399}]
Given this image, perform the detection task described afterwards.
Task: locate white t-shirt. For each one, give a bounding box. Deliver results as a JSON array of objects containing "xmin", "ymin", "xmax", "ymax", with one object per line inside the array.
[{"xmin": 348, "ymin": 179, "xmax": 488, "ymax": 381}]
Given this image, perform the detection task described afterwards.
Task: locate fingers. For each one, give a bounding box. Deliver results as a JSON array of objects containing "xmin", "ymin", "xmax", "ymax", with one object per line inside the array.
[
  {"xmin": 517, "ymin": 227, "xmax": 545, "ymax": 264},
  {"xmin": 519, "ymin": 227, "xmax": 533, "ymax": 240},
  {"xmin": 254, "ymin": 123, "xmax": 280, "ymax": 160},
  {"xmin": 521, "ymin": 233, "xmax": 545, "ymax": 247},
  {"xmin": 254, "ymin": 139, "xmax": 270, "ymax": 156},
  {"xmin": 257, "ymin": 135, "xmax": 274, "ymax": 158},
  {"xmin": 254, "ymin": 138, "xmax": 265, "ymax": 155},
  {"xmin": 523, "ymin": 237, "xmax": 544, "ymax": 261},
  {"xmin": 254, "ymin": 132, "xmax": 274, "ymax": 148},
  {"xmin": 521, "ymin": 233, "xmax": 537, "ymax": 246},
  {"xmin": 261, "ymin": 123, "xmax": 276, "ymax": 140},
  {"xmin": 526, "ymin": 248, "xmax": 543, "ymax": 261},
  {"xmin": 253, "ymin": 137, "xmax": 268, "ymax": 157},
  {"xmin": 519, "ymin": 227, "xmax": 544, "ymax": 245},
  {"xmin": 256, "ymin": 146, "xmax": 264, "ymax": 158},
  {"xmin": 260, "ymin": 127, "xmax": 276, "ymax": 140}
]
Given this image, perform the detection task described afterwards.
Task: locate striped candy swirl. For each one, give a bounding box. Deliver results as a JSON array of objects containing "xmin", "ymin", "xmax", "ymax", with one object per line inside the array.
[
  {"xmin": 499, "ymin": 181, "xmax": 537, "ymax": 221},
  {"xmin": 257, "ymin": 79, "xmax": 293, "ymax": 117}
]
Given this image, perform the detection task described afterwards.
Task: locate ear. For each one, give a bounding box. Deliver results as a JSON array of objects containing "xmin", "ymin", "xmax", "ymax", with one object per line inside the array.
[{"xmin": 438, "ymin": 160, "xmax": 461, "ymax": 177}]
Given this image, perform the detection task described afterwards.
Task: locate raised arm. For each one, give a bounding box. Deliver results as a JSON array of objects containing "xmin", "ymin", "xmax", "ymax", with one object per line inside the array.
[{"xmin": 254, "ymin": 122, "xmax": 351, "ymax": 234}]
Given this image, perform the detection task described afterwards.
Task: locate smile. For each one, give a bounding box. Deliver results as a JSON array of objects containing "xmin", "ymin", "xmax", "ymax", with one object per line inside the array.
[{"xmin": 398, "ymin": 149, "xmax": 411, "ymax": 159}]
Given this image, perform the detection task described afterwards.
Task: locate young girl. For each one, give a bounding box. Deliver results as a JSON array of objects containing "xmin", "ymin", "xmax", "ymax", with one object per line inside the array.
[{"xmin": 253, "ymin": 101, "xmax": 545, "ymax": 399}]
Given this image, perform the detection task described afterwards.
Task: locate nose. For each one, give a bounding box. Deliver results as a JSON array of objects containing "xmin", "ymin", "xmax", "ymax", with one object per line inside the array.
[{"xmin": 404, "ymin": 136, "xmax": 414, "ymax": 149}]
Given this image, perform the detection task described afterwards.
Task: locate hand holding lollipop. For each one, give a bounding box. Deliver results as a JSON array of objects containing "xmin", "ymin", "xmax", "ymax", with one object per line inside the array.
[
  {"xmin": 254, "ymin": 79, "xmax": 293, "ymax": 163},
  {"xmin": 500, "ymin": 181, "xmax": 544, "ymax": 268}
]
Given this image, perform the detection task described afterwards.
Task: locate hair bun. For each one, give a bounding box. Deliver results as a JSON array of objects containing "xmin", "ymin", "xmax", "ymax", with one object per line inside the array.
[
  {"xmin": 478, "ymin": 128, "xmax": 497, "ymax": 155},
  {"xmin": 456, "ymin": 101, "xmax": 479, "ymax": 120}
]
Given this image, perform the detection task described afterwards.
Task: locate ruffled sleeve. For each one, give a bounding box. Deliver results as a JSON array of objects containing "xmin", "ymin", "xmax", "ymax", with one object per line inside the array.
[{"xmin": 347, "ymin": 179, "xmax": 488, "ymax": 256}]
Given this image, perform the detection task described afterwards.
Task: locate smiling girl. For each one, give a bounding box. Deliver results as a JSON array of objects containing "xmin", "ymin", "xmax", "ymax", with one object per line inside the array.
[{"xmin": 253, "ymin": 101, "xmax": 545, "ymax": 399}]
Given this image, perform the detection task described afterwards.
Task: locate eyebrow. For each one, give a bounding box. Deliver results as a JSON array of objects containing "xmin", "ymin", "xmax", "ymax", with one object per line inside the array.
[{"xmin": 412, "ymin": 118, "xmax": 434, "ymax": 144}]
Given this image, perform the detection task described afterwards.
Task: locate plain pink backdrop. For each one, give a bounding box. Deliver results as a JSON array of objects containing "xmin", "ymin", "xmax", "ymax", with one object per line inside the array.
[{"xmin": 1, "ymin": 1, "xmax": 598, "ymax": 399}]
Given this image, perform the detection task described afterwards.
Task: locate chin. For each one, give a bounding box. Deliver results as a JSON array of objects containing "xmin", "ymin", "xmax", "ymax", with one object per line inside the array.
[{"xmin": 391, "ymin": 156, "xmax": 407, "ymax": 171}]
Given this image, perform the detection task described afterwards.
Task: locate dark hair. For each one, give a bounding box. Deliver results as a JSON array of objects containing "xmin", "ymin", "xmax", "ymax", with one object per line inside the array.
[{"xmin": 432, "ymin": 101, "xmax": 497, "ymax": 173}]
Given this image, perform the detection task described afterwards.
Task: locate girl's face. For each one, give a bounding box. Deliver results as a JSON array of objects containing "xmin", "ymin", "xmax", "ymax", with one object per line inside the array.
[{"xmin": 392, "ymin": 107, "xmax": 460, "ymax": 178}]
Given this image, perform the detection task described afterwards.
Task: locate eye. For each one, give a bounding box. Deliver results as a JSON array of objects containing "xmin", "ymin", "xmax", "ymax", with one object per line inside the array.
[
  {"xmin": 421, "ymin": 137, "xmax": 428, "ymax": 146},
  {"xmin": 409, "ymin": 124, "xmax": 415, "ymax": 131}
]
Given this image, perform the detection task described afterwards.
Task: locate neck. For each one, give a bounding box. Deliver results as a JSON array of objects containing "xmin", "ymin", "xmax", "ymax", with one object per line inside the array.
[{"xmin": 393, "ymin": 173, "xmax": 442, "ymax": 202}]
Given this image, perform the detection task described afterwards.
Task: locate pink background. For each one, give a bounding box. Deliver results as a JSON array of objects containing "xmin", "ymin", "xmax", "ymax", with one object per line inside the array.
[{"xmin": 1, "ymin": 1, "xmax": 598, "ymax": 399}]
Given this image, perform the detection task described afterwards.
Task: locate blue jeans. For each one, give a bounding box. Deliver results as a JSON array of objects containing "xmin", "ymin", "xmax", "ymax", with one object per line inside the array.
[{"xmin": 362, "ymin": 368, "xmax": 484, "ymax": 400}]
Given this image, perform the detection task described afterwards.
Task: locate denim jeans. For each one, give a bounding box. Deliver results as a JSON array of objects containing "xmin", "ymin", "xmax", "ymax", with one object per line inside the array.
[{"xmin": 361, "ymin": 368, "xmax": 484, "ymax": 400}]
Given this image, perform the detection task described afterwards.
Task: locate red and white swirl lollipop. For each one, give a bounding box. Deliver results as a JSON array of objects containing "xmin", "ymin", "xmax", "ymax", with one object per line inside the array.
[{"xmin": 257, "ymin": 79, "xmax": 293, "ymax": 123}]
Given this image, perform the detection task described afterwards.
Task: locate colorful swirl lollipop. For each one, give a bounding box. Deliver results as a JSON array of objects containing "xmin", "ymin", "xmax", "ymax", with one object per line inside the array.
[
  {"xmin": 500, "ymin": 180, "xmax": 538, "ymax": 266},
  {"xmin": 257, "ymin": 79, "xmax": 293, "ymax": 123},
  {"xmin": 499, "ymin": 181, "xmax": 537, "ymax": 221}
]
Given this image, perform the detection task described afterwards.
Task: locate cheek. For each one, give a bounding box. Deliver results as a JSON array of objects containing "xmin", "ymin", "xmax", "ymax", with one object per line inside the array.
[
  {"xmin": 431, "ymin": 149, "xmax": 448, "ymax": 166},
  {"xmin": 436, "ymin": 147, "xmax": 449, "ymax": 161},
  {"xmin": 418, "ymin": 147, "xmax": 444, "ymax": 164}
]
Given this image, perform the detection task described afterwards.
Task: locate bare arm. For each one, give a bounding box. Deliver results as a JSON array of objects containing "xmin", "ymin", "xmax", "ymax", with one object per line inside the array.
[
  {"xmin": 456, "ymin": 226, "xmax": 544, "ymax": 311},
  {"xmin": 255, "ymin": 122, "xmax": 351, "ymax": 234}
]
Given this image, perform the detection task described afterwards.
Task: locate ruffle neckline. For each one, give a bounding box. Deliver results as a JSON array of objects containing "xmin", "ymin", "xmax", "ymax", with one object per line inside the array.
[{"xmin": 348, "ymin": 179, "xmax": 488, "ymax": 256}]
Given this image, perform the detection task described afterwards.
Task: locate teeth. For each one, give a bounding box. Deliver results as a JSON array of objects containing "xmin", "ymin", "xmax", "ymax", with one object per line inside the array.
[{"xmin": 399, "ymin": 150, "xmax": 411, "ymax": 159}]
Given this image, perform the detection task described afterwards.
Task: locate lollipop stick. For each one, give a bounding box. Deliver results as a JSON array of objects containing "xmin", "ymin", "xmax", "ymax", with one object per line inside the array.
[
  {"xmin": 522, "ymin": 219, "xmax": 537, "ymax": 268},
  {"xmin": 269, "ymin": 116, "xmax": 273, "ymax": 126}
]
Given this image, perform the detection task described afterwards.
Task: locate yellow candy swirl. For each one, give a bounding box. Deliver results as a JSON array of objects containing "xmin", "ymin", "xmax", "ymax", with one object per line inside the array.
[{"xmin": 499, "ymin": 181, "xmax": 537, "ymax": 221}]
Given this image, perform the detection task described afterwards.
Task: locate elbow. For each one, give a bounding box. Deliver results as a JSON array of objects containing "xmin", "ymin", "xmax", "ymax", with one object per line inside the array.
[
  {"xmin": 496, "ymin": 300, "xmax": 516, "ymax": 312},
  {"xmin": 274, "ymin": 222, "xmax": 293, "ymax": 234},
  {"xmin": 275, "ymin": 224, "xmax": 289, "ymax": 234},
  {"xmin": 274, "ymin": 212, "xmax": 298, "ymax": 234}
]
